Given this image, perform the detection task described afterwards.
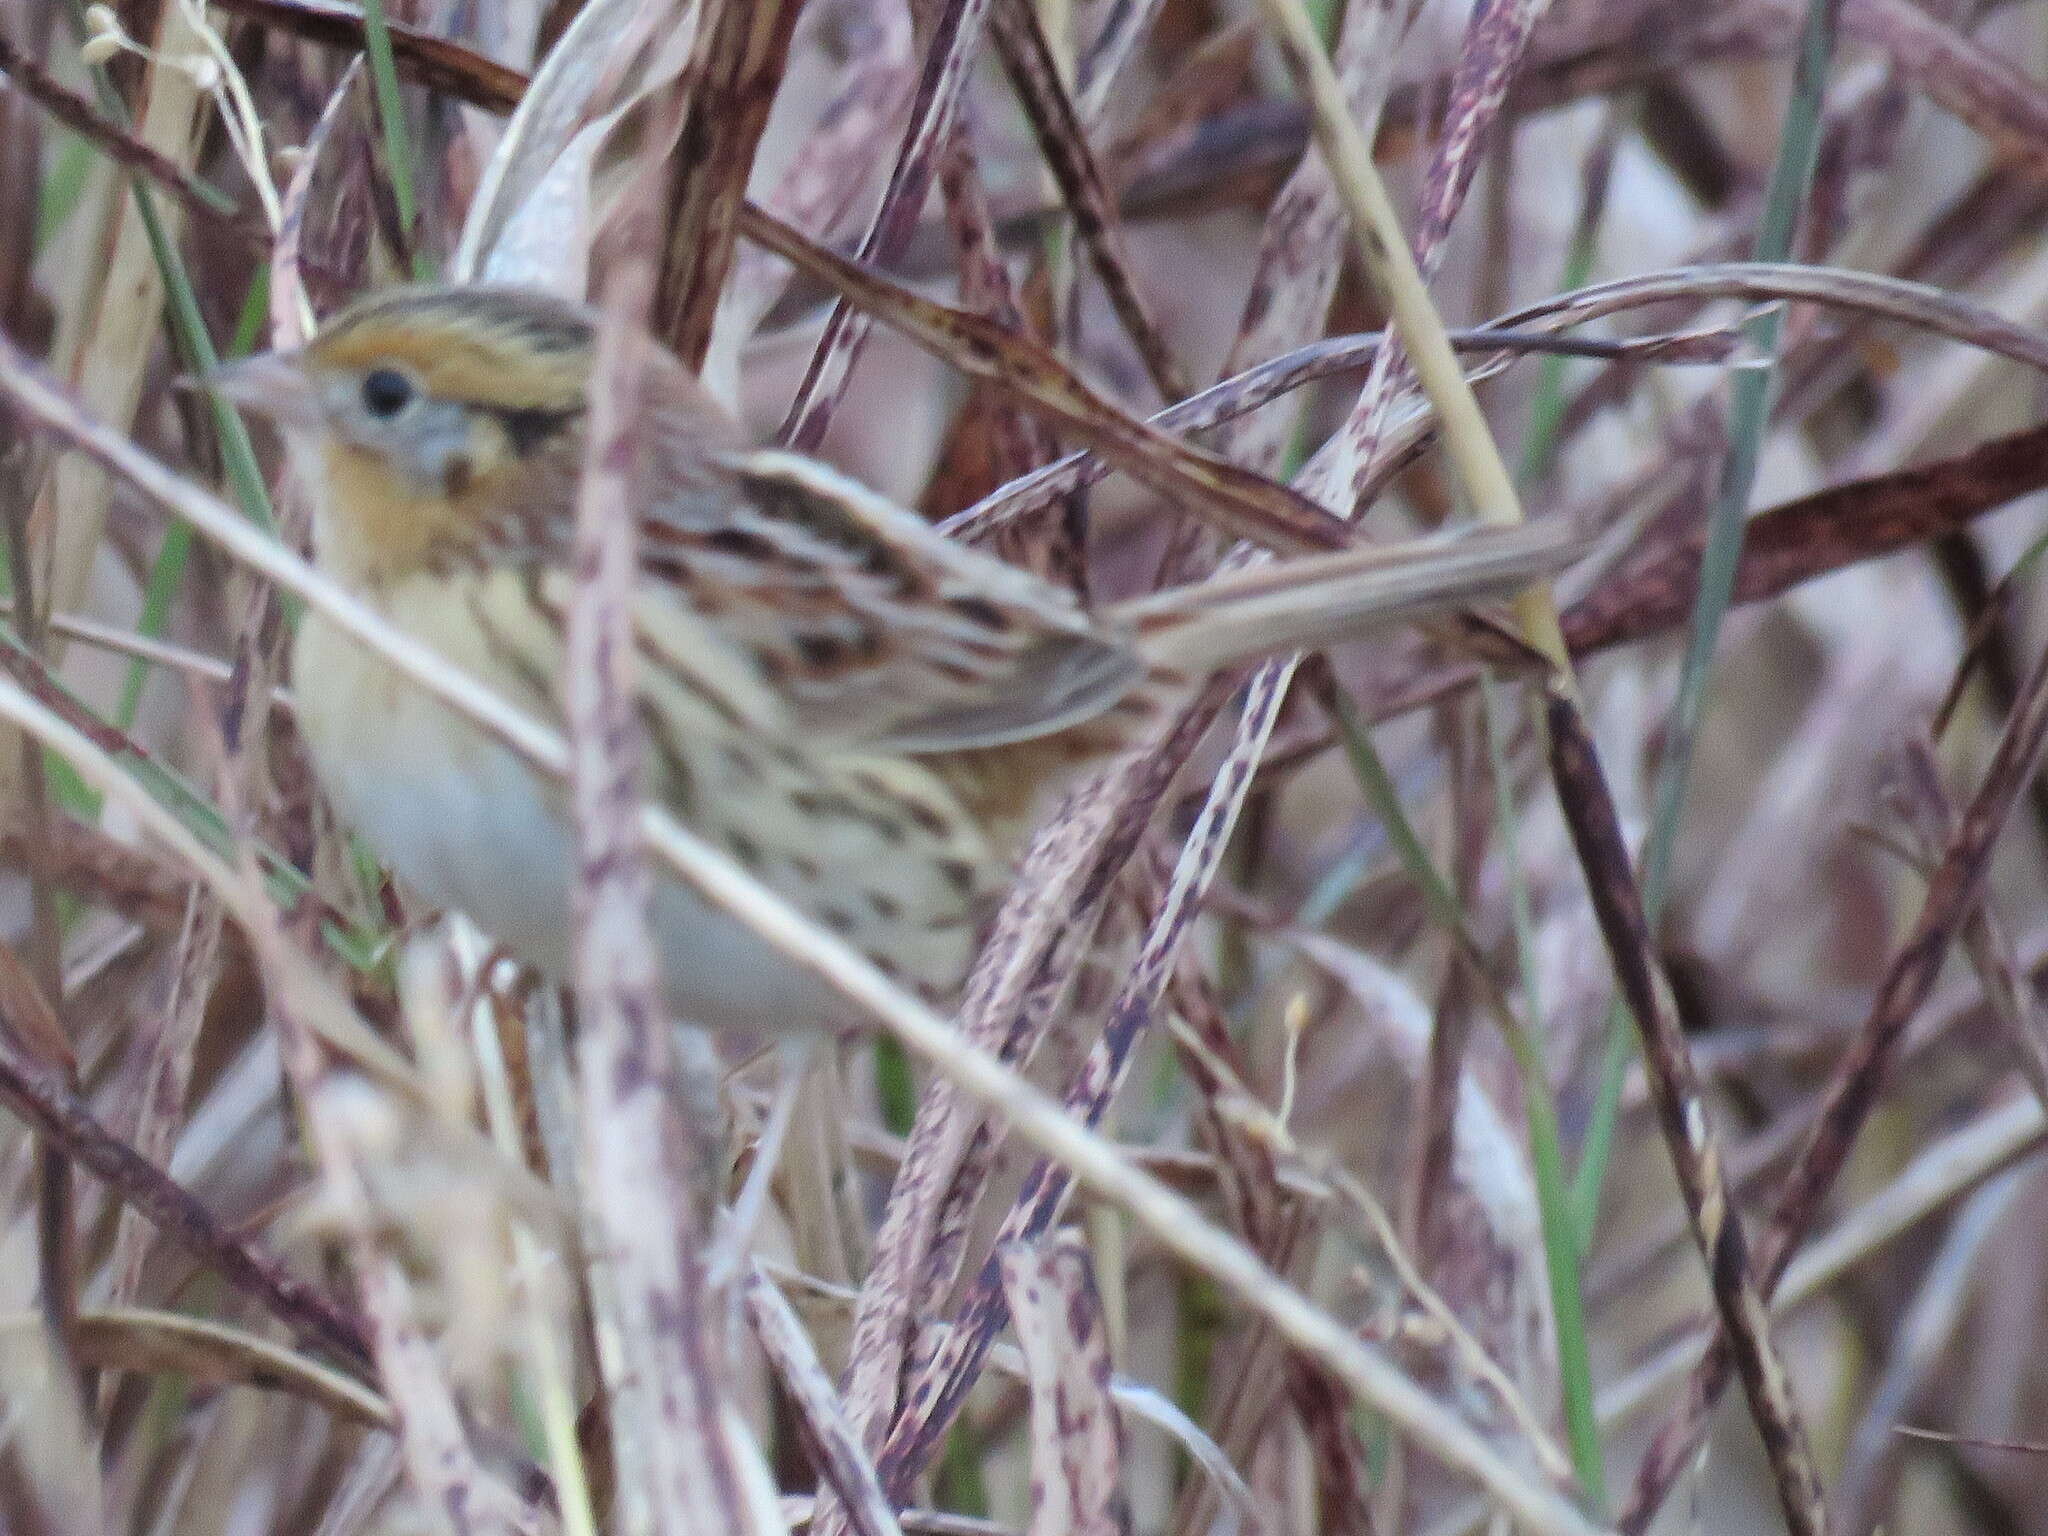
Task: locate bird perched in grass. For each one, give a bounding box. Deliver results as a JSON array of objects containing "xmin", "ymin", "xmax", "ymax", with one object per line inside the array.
[{"xmin": 210, "ymin": 284, "xmax": 1574, "ymax": 1032}]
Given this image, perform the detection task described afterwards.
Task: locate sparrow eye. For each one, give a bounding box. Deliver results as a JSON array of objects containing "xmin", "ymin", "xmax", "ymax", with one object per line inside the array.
[{"xmin": 360, "ymin": 367, "xmax": 414, "ymax": 419}]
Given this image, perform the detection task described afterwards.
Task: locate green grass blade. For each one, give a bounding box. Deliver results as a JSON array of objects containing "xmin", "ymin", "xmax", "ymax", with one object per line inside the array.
[
  {"xmin": 1327, "ymin": 682, "xmax": 1606, "ymax": 1509},
  {"xmin": 117, "ymin": 273, "xmax": 272, "ymax": 730},
  {"xmin": 1571, "ymin": 0, "xmax": 1841, "ymax": 1238},
  {"xmin": 359, "ymin": 0, "xmax": 431, "ymax": 281}
]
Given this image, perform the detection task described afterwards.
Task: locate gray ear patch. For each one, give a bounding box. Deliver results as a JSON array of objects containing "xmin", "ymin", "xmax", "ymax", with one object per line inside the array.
[
  {"xmin": 491, "ymin": 404, "xmax": 583, "ymax": 458},
  {"xmin": 325, "ymin": 382, "xmax": 481, "ymax": 494}
]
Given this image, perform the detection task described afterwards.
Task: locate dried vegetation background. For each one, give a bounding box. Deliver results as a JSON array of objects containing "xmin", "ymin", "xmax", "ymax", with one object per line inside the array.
[{"xmin": 7, "ymin": 0, "xmax": 2048, "ymax": 1531}]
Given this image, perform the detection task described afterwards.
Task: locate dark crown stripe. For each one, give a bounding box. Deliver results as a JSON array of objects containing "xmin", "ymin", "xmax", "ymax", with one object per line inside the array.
[{"xmin": 323, "ymin": 285, "xmax": 595, "ymax": 359}]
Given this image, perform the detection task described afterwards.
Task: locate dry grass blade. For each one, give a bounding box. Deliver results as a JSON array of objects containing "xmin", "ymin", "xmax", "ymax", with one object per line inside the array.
[
  {"xmin": 1072, "ymin": 0, "xmax": 1168, "ymax": 113},
  {"xmin": 1544, "ymin": 690, "xmax": 1828, "ymax": 1536},
  {"xmin": 654, "ymin": 0, "xmax": 808, "ymax": 367},
  {"xmin": 821, "ymin": 744, "xmax": 1201, "ymax": 1536},
  {"xmin": 757, "ymin": 1254, "xmax": 1262, "ymax": 1523},
  {"xmin": 1843, "ymin": 0, "xmax": 2048, "ymax": 168},
  {"xmin": 738, "ymin": 203, "xmax": 1356, "ymax": 552},
  {"xmin": 1504, "ymin": 263, "xmax": 2048, "ymax": 372},
  {"xmin": 777, "ymin": 0, "xmax": 996, "ymax": 452},
  {"xmin": 566, "ymin": 116, "xmax": 748, "ymax": 1535},
  {"xmin": 1202, "ymin": 0, "xmax": 1419, "ymax": 495},
  {"xmin": 1353, "ymin": 416, "xmax": 2048, "ymax": 729},
  {"xmin": 18, "ymin": 0, "xmax": 208, "ymax": 812},
  {"xmin": 952, "ymin": 260, "xmax": 2048, "ymax": 540},
  {"xmin": 1598, "ymin": 1096, "xmax": 2045, "ymax": 1433},
  {"xmin": 999, "ymin": 1235, "xmax": 1132, "ymax": 1536},
  {"xmin": 4, "ymin": 144, "xmax": 1609, "ymax": 1536},
  {"xmin": 1831, "ymin": 1169, "xmax": 2022, "ymax": 1530},
  {"xmin": 0, "ymin": 1001, "xmax": 369, "ymax": 1365},
  {"xmin": 922, "ymin": 116, "xmax": 1066, "ymax": 565},
  {"xmin": 19, "ymin": 1, "xmax": 2048, "ymax": 1527},
  {"xmin": 1250, "ymin": 0, "xmax": 1567, "ymax": 674},
  {"xmin": 717, "ymin": 0, "xmax": 913, "ymax": 369},
  {"xmin": 1560, "ymin": 418, "xmax": 2048, "ymax": 657},
  {"xmin": 1414, "ymin": 0, "xmax": 1546, "ymax": 260},
  {"xmin": 986, "ymin": 0, "xmax": 1188, "ymax": 403},
  {"xmin": 1333, "ymin": 0, "xmax": 1541, "ymax": 501},
  {"xmin": 868, "ymin": 671, "xmax": 1301, "ymax": 1496},
  {"xmin": 271, "ymin": 60, "xmax": 372, "ymax": 337},
  {"xmin": 0, "ymin": 928, "xmax": 74, "ymax": 1074},
  {"xmin": 0, "ymin": 31, "xmax": 241, "ymax": 228},
  {"xmin": 206, "ymin": 0, "xmax": 527, "ymax": 110},
  {"xmin": 1621, "ymin": 630, "xmax": 2048, "ymax": 1531},
  {"xmin": 1289, "ymin": 935, "xmax": 1572, "ymax": 1484},
  {"xmin": 0, "ymin": 1306, "xmax": 393, "ymax": 1426},
  {"xmin": 1886, "ymin": 740, "xmax": 2048, "ymax": 1115},
  {"xmin": 1096, "ymin": 20, "xmax": 1257, "ymax": 176},
  {"xmin": 106, "ymin": 885, "xmax": 223, "ymax": 1306},
  {"xmin": 226, "ymin": 828, "xmax": 542, "ymax": 1532},
  {"xmin": 744, "ymin": 1264, "xmax": 906, "ymax": 1536}
]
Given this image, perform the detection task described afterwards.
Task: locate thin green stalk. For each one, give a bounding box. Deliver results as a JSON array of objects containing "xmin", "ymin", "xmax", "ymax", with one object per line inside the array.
[
  {"xmin": 45, "ymin": 8, "xmax": 373, "ymax": 964},
  {"xmin": 358, "ymin": 0, "xmax": 429, "ymax": 281},
  {"xmin": 39, "ymin": 3, "xmax": 278, "ymax": 848},
  {"xmin": 1249, "ymin": 0, "xmax": 1601, "ymax": 1482},
  {"xmin": 1517, "ymin": 279, "xmax": 1594, "ymax": 486},
  {"xmin": 1571, "ymin": 0, "xmax": 1841, "ymax": 1239},
  {"xmin": 0, "ymin": 624, "xmax": 387, "ymax": 968},
  {"xmin": 118, "ymin": 272, "xmax": 270, "ymax": 728},
  {"xmin": 118, "ymin": 520, "xmax": 193, "ymax": 729},
  {"xmin": 61, "ymin": 0, "xmax": 277, "ymax": 538},
  {"xmin": 933, "ymin": 1420, "xmax": 991, "ymax": 1520},
  {"xmin": 1478, "ymin": 680, "xmax": 1605, "ymax": 1510},
  {"xmin": 147, "ymin": 185, "xmax": 278, "ymax": 537},
  {"xmin": 1324, "ymin": 696, "xmax": 1461, "ymax": 936},
  {"xmin": 1171, "ymin": 1271, "xmax": 1228, "ymax": 1492},
  {"xmin": 873, "ymin": 1034, "xmax": 918, "ymax": 1135},
  {"xmin": 34, "ymin": 131, "xmax": 95, "ymax": 247},
  {"xmin": 1518, "ymin": 113, "xmax": 1622, "ymax": 484},
  {"xmin": 1251, "ymin": 0, "xmax": 1572, "ymax": 678},
  {"xmin": 1327, "ymin": 685, "xmax": 1605, "ymax": 1509}
]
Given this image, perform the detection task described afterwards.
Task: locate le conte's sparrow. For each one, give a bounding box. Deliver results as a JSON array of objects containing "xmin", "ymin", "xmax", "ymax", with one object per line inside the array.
[{"xmin": 211, "ymin": 284, "xmax": 1573, "ymax": 1032}]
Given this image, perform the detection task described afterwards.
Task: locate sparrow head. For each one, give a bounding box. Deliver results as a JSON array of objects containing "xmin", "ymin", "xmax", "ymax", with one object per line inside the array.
[{"xmin": 208, "ymin": 286, "xmax": 602, "ymax": 583}]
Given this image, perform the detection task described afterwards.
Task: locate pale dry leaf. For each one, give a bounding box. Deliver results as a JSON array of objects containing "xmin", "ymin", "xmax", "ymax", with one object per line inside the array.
[{"xmin": 454, "ymin": 0, "xmax": 703, "ymax": 291}]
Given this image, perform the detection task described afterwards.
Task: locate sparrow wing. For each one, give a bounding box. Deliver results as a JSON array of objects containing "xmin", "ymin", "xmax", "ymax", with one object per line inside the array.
[{"xmin": 639, "ymin": 430, "xmax": 1146, "ymax": 752}]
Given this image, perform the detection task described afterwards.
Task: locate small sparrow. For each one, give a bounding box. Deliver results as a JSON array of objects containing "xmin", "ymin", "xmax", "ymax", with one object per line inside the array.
[{"xmin": 211, "ymin": 284, "xmax": 1572, "ymax": 1032}]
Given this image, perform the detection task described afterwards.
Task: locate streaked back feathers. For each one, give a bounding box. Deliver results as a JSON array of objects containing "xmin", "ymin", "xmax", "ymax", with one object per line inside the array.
[
  {"xmin": 242, "ymin": 281, "xmax": 1584, "ymax": 1022},
  {"xmin": 274, "ymin": 283, "xmax": 1577, "ymax": 757}
]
